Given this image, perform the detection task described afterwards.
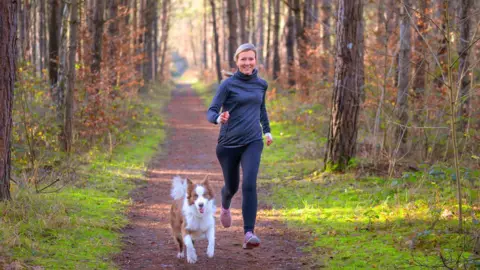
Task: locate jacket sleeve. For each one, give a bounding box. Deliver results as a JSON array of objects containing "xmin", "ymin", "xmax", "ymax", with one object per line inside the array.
[
  {"xmin": 260, "ymin": 82, "xmax": 271, "ymax": 134},
  {"xmin": 207, "ymin": 80, "xmax": 229, "ymax": 124}
]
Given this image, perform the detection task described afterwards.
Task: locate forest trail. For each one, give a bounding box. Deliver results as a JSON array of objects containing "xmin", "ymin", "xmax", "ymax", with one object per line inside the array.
[{"xmin": 115, "ymin": 84, "xmax": 305, "ymax": 269}]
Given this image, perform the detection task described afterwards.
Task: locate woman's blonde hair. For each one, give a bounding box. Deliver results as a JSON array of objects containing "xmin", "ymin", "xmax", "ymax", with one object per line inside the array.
[{"xmin": 234, "ymin": 43, "xmax": 257, "ymax": 62}]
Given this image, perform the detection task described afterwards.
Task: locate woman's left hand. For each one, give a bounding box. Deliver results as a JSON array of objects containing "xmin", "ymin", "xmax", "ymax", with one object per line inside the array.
[{"xmin": 265, "ymin": 133, "xmax": 273, "ymax": 146}]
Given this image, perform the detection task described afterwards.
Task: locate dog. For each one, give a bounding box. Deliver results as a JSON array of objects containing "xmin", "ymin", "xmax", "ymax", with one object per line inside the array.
[{"xmin": 170, "ymin": 175, "xmax": 216, "ymax": 264}]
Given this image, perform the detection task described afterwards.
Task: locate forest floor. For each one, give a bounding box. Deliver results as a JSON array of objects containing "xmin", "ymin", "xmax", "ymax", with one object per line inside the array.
[{"xmin": 115, "ymin": 84, "xmax": 308, "ymax": 269}]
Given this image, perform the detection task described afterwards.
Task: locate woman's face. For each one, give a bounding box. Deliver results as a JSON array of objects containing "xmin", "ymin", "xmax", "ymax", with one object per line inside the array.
[{"xmin": 236, "ymin": 50, "xmax": 256, "ymax": 75}]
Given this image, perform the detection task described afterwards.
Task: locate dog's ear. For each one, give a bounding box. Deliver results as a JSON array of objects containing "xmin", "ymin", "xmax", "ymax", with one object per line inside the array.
[
  {"xmin": 202, "ymin": 175, "xmax": 214, "ymax": 199},
  {"xmin": 201, "ymin": 174, "xmax": 209, "ymax": 184},
  {"xmin": 186, "ymin": 178, "xmax": 194, "ymax": 199}
]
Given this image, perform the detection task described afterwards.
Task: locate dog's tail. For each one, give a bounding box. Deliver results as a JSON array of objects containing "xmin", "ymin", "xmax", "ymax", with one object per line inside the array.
[{"xmin": 171, "ymin": 176, "xmax": 187, "ymax": 200}]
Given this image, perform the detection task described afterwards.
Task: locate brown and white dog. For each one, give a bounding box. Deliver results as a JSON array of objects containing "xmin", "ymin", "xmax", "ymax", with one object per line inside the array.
[{"xmin": 170, "ymin": 175, "xmax": 216, "ymax": 264}]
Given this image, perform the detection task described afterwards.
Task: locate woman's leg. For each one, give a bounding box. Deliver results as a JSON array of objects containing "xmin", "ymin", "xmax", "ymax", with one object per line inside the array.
[
  {"xmin": 240, "ymin": 140, "xmax": 264, "ymax": 234},
  {"xmin": 216, "ymin": 144, "xmax": 242, "ymax": 209}
]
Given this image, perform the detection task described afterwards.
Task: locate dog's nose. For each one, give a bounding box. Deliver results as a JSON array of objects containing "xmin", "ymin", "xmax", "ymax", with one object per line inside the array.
[{"xmin": 198, "ymin": 203, "xmax": 204, "ymax": 208}]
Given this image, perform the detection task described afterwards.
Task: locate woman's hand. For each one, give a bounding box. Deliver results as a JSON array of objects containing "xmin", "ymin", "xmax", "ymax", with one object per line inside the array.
[
  {"xmin": 265, "ymin": 133, "xmax": 273, "ymax": 146},
  {"xmin": 219, "ymin": 111, "xmax": 230, "ymax": 124}
]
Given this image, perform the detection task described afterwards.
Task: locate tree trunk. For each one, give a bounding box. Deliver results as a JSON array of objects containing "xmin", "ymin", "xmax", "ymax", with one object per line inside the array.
[
  {"xmin": 393, "ymin": 0, "xmax": 411, "ymax": 154},
  {"xmin": 49, "ymin": 0, "xmax": 60, "ymax": 87},
  {"xmin": 227, "ymin": 0, "xmax": 238, "ymax": 68},
  {"xmin": 189, "ymin": 19, "xmax": 198, "ymax": 66},
  {"xmin": 0, "ymin": 0, "xmax": 18, "ymax": 201},
  {"xmin": 203, "ymin": 0, "xmax": 208, "ymax": 69},
  {"xmin": 251, "ymin": 0, "xmax": 256, "ymax": 45},
  {"xmin": 108, "ymin": 0, "xmax": 119, "ymax": 86},
  {"xmin": 143, "ymin": 0, "xmax": 154, "ymax": 83},
  {"xmin": 294, "ymin": 0, "xmax": 307, "ymax": 70},
  {"xmin": 65, "ymin": 0, "xmax": 79, "ymax": 153},
  {"xmin": 412, "ymin": 0, "xmax": 428, "ymax": 102},
  {"xmin": 286, "ymin": 0, "xmax": 295, "ymax": 86},
  {"xmin": 210, "ymin": 0, "xmax": 222, "ymax": 83},
  {"xmin": 272, "ymin": 0, "xmax": 280, "ymax": 79},
  {"xmin": 55, "ymin": 4, "xmax": 70, "ymax": 150},
  {"xmin": 434, "ymin": 0, "xmax": 448, "ymax": 88},
  {"xmin": 91, "ymin": 0, "xmax": 105, "ymax": 78},
  {"xmin": 24, "ymin": 0, "xmax": 31, "ymax": 61},
  {"xmin": 238, "ymin": 0, "xmax": 247, "ymax": 42},
  {"xmin": 40, "ymin": 0, "xmax": 46, "ymax": 75},
  {"xmin": 256, "ymin": 0, "xmax": 264, "ymax": 65},
  {"xmin": 32, "ymin": 1, "xmax": 37, "ymax": 74},
  {"xmin": 457, "ymin": 0, "xmax": 472, "ymax": 132},
  {"xmin": 324, "ymin": 0, "xmax": 364, "ymax": 172},
  {"xmin": 222, "ymin": 0, "xmax": 228, "ymax": 62},
  {"xmin": 265, "ymin": 0, "xmax": 272, "ymax": 71},
  {"xmin": 303, "ymin": 0, "xmax": 312, "ymax": 32},
  {"xmin": 321, "ymin": 0, "xmax": 331, "ymax": 78},
  {"xmin": 153, "ymin": 1, "xmax": 158, "ymax": 78},
  {"xmin": 159, "ymin": 0, "xmax": 170, "ymax": 82}
]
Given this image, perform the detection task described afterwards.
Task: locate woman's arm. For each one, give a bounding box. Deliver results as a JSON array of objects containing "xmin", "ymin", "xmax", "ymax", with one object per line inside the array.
[
  {"xmin": 207, "ymin": 81, "xmax": 229, "ymax": 124},
  {"xmin": 260, "ymin": 87, "xmax": 271, "ymax": 134}
]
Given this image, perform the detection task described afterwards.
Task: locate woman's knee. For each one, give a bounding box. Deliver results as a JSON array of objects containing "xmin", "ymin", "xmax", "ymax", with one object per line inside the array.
[{"xmin": 242, "ymin": 181, "xmax": 256, "ymax": 194}]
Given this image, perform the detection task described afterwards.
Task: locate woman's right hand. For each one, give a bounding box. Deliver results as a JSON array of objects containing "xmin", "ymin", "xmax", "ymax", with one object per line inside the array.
[{"xmin": 219, "ymin": 111, "xmax": 230, "ymax": 124}]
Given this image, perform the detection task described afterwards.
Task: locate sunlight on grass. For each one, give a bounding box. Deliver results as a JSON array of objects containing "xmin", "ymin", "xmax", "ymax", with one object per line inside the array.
[{"xmin": 260, "ymin": 121, "xmax": 480, "ymax": 269}]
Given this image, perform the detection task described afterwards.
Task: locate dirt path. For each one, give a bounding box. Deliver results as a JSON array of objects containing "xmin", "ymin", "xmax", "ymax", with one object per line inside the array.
[{"xmin": 115, "ymin": 84, "xmax": 305, "ymax": 269}]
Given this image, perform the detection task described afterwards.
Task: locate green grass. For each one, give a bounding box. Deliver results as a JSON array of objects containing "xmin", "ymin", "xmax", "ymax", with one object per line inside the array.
[
  {"xmin": 0, "ymin": 84, "xmax": 170, "ymax": 269},
  {"xmin": 260, "ymin": 121, "xmax": 480, "ymax": 269}
]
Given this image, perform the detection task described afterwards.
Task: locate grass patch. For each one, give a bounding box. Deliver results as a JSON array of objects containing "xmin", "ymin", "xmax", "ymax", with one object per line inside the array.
[
  {"xmin": 260, "ymin": 122, "xmax": 479, "ymax": 269},
  {"xmin": 0, "ymin": 84, "xmax": 171, "ymax": 269}
]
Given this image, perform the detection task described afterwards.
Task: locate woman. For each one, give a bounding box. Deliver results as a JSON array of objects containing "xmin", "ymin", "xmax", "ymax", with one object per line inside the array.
[{"xmin": 207, "ymin": 43, "xmax": 273, "ymax": 249}]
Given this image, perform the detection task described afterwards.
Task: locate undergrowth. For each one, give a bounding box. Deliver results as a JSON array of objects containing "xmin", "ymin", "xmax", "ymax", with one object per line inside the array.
[
  {"xmin": 0, "ymin": 83, "xmax": 171, "ymax": 269},
  {"xmin": 260, "ymin": 120, "xmax": 479, "ymax": 269}
]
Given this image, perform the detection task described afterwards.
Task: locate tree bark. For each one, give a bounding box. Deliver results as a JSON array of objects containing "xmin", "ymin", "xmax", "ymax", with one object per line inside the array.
[
  {"xmin": 238, "ymin": 0, "xmax": 247, "ymax": 42},
  {"xmin": 286, "ymin": 0, "xmax": 295, "ymax": 86},
  {"xmin": 49, "ymin": 0, "xmax": 60, "ymax": 87},
  {"xmin": 159, "ymin": 0, "xmax": 170, "ymax": 82},
  {"xmin": 324, "ymin": 0, "xmax": 364, "ymax": 172},
  {"xmin": 256, "ymin": 0, "xmax": 264, "ymax": 65},
  {"xmin": 272, "ymin": 0, "xmax": 280, "ymax": 79},
  {"xmin": 457, "ymin": 0, "xmax": 472, "ymax": 132},
  {"xmin": 65, "ymin": 0, "xmax": 79, "ymax": 153},
  {"xmin": 251, "ymin": 0, "xmax": 256, "ymax": 45},
  {"xmin": 153, "ymin": 1, "xmax": 158, "ymax": 78},
  {"xmin": 40, "ymin": 0, "xmax": 46, "ymax": 74},
  {"xmin": 32, "ymin": 1, "xmax": 37, "ymax": 74},
  {"xmin": 321, "ymin": 0, "xmax": 331, "ymax": 78},
  {"xmin": 91, "ymin": 0, "xmax": 105, "ymax": 78},
  {"xmin": 227, "ymin": 0, "xmax": 238, "ymax": 68},
  {"xmin": 394, "ymin": 0, "xmax": 411, "ymax": 153},
  {"xmin": 265, "ymin": 0, "xmax": 272, "ymax": 71},
  {"xmin": 210, "ymin": 0, "xmax": 222, "ymax": 83},
  {"xmin": 0, "ymin": 0, "xmax": 18, "ymax": 201},
  {"xmin": 294, "ymin": 0, "xmax": 307, "ymax": 69},
  {"xmin": 143, "ymin": 0, "xmax": 154, "ymax": 83},
  {"xmin": 203, "ymin": 0, "xmax": 208, "ymax": 69},
  {"xmin": 108, "ymin": 0, "xmax": 119, "ymax": 86},
  {"xmin": 412, "ymin": 0, "xmax": 428, "ymax": 102}
]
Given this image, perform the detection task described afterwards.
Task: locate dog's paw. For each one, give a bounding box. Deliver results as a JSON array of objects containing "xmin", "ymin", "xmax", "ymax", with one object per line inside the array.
[
  {"xmin": 186, "ymin": 249, "xmax": 197, "ymax": 264},
  {"xmin": 207, "ymin": 247, "xmax": 214, "ymax": 258},
  {"xmin": 177, "ymin": 251, "xmax": 185, "ymax": 259}
]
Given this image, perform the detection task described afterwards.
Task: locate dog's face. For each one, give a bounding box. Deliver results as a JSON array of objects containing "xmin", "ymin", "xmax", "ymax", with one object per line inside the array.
[{"xmin": 186, "ymin": 177, "xmax": 214, "ymax": 215}]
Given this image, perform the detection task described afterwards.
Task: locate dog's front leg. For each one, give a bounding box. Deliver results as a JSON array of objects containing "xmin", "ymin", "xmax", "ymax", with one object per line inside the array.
[
  {"xmin": 184, "ymin": 234, "xmax": 197, "ymax": 264},
  {"xmin": 206, "ymin": 227, "xmax": 215, "ymax": 258}
]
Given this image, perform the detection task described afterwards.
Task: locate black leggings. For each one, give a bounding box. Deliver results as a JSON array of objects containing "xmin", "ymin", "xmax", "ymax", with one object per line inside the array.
[{"xmin": 216, "ymin": 140, "xmax": 263, "ymax": 234}]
